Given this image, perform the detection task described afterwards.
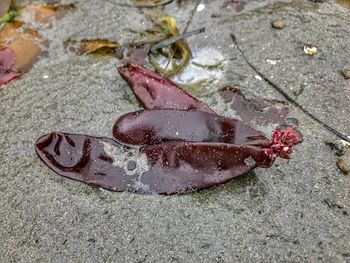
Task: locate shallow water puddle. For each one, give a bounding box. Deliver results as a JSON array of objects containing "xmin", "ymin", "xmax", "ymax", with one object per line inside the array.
[{"xmin": 172, "ymin": 47, "xmax": 226, "ymax": 96}]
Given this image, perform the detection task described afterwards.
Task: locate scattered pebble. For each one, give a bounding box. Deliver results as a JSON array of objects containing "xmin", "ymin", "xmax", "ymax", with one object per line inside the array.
[
  {"xmin": 271, "ymin": 19, "xmax": 285, "ymax": 29},
  {"xmin": 197, "ymin": 3, "xmax": 205, "ymax": 12},
  {"xmin": 341, "ymin": 69, "xmax": 350, "ymax": 79},
  {"xmin": 304, "ymin": 44, "xmax": 317, "ymax": 56},
  {"xmin": 336, "ymin": 158, "xmax": 350, "ymax": 175},
  {"xmin": 266, "ymin": 59, "xmax": 277, "ymax": 65}
]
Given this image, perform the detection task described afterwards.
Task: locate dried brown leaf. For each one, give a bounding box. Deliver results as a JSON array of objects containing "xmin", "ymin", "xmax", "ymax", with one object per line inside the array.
[{"xmin": 66, "ymin": 39, "xmax": 119, "ymax": 55}]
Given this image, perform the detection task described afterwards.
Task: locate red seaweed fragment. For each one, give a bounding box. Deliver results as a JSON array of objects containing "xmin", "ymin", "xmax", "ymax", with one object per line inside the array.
[
  {"xmin": 219, "ymin": 87, "xmax": 289, "ymax": 126},
  {"xmin": 115, "ymin": 44, "xmax": 151, "ymax": 65},
  {"xmin": 35, "ymin": 132, "xmax": 287, "ymax": 194},
  {"xmin": 117, "ymin": 63, "xmax": 215, "ymax": 113},
  {"xmin": 113, "ymin": 109, "xmax": 270, "ymax": 147},
  {"xmin": 35, "ymin": 132, "xmax": 138, "ymax": 192},
  {"xmin": 0, "ymin": 47, "xmax": 22, "ymax": 86},
  {"xmin": 35, "ymin": 63, "xmax": 302, "ymax": 195}
]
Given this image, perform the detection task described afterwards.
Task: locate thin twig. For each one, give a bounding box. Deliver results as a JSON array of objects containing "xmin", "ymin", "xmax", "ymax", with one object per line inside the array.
[
  {"xmin": 163, "ymin": 0, "xmax": 200, "ymax": 72},
  {"xmin": 150, "ymin": 27, "xmax": 205, "ymax": 52},
  {"xmin": 232, "ymin": 34, "xmax": 350, "ymax": 143},
  {"xmin": 104, "ymin": 0, "xmax": 174, "ymax": 8},
  {"xmin": 182, "ymin": 0, "xmax": 201, "ymax": 34}
]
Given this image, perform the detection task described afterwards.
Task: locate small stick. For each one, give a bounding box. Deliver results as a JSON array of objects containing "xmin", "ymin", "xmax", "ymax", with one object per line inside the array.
[
  {"xmin": 151, "ymin": 27, "xmax": 205, "ymax": 52},
  {"xmin": 104, "ymin": 0, "xmax": 174, "ymax": 8}
]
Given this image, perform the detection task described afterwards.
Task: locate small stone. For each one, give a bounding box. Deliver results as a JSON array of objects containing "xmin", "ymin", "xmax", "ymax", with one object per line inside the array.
[
  {"xmin": 196, "ymin": 3, "xmax": 205, "ymax": 12},
  {"xmin": 126, "ymin": 160, "xmax": 137, "ymax": 171},
  {"xmin": 336, "ymin": 158, "xmax": 350, "ymax": 175},
  {"xmin": 271, "ymin": 19, "xmax": 285, "ymax": 29},
  {"xmin": 341, "ymin": 70, "xmax": 350, "ymax": 79},
  {"xmin": 304, "ymin": 44, "xmax": 317, "ymax": 56}
]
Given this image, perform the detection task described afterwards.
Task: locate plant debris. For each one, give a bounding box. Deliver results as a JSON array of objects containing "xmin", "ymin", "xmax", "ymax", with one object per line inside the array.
[
  {"xmin": 232, "ymin": 33, "xmax": 350, "ymax": 143},
  {"xmin": 218, "ymin": 86, "xmax": 290, "ymax": 126},
  {"xmin": 150, "ymin": 27, "xmax": 204, "ymax": 53},
  {"xmin": 66, "ymin": 39, "xmax": 119, "ymax": 55},
  {"xmin": 105, "ymin": 0, "xmax": 174, "ymax": 8},
  {"xmin": 117, "ymin": 63, "xmax": 215, "ymax": 113},
  {"xmin": 113, "ymin": 109, "xmax": 270, "ymax": 146},
  {"xmin": 148, "ymin": 14, "xmax": 192, "ymax": 77},
  {"xmin": 325, "ymin": 140, "xmax": 346, "ymax": 156},
  {"xmin": 0, "ymin": 10, "xmax": 18, "ymax": 23},
  {"xmin": 340, "ymin": 69, "xmax": 350, "ymax": 79},
  {"xmin": 35, "ymin": 63, "xmax": 302, "ymax": 195}
]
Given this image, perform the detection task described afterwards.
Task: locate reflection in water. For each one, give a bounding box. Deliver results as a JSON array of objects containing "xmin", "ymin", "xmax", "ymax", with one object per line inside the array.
[{"xmin": 173, "ymin": 47, "xmax": 226, "ymax": 96}]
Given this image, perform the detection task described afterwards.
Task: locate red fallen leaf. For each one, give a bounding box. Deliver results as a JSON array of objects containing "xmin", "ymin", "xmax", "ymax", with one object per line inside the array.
[
  {"xmin": 113, "ymin": 109, "xmax": 270, "ymax": 147},
  {"xmin": 0, "ymin": 47, "xmax": 22, "ymax": 86},
  {"xmin": 117, "ymin": 63, "xmax": 215, "ymax": 114},
  {"xmin": 35, "ymin": 132, "xmax": 292, "ymax": 194}
]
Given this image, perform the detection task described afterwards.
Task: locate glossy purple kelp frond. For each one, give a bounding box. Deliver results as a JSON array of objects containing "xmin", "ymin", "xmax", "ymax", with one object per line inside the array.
[
  {"xmin": 35, "ymin": 132, "xmax": 275, "ymax": 194},
  {"xmin": 117, "ymin": 63, "xmax": 215, "ymax": 113},
  {"xmin": 113, "ymin": 109, "xmax": 270, "ymax": 147}
]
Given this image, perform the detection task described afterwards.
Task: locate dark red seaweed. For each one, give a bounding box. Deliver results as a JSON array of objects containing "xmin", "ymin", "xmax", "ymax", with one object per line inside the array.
[
  {"xmin": 117, "ymin": 63, "xmax": 215, "ymax": 113},
  {"xmin": 35, "ymin": 132, "xmax": 277, "ymax": 194},
  {"xmin": 113, "ymin": 109, "xmax": 270, "ymax": 147},
  {"xmin": 219, "ymin": 87, "xmax": 290, "ymax": 126},
  {"xmin": 35, "ymin": 63, "xmax": 302, "ymax": 195}
]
